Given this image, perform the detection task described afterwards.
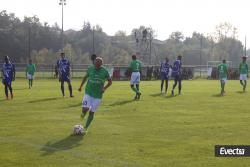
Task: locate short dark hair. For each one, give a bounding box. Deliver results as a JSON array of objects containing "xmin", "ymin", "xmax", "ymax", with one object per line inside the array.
[
  {"xmin": 132, "ymin": 54, "xmax": 136, "ymax": 60},
  {"xmin": 4, "ymin": 56, "xmax": 9, "ymax": 62}
]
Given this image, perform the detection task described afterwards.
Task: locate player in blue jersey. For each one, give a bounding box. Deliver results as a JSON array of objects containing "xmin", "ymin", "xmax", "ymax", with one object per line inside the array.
[
  {"xmin": 56, "ymin": 52, "xmax": 73, "ymax": 97},
  {"xmin": 2, "ymin": 56, "xmax": 15, "ymax": 100},
  {"xmin": 160, "ymin": 57, "xmax": 171, "ymax": 93},
  {"xmin": 171, "ymin": 55, "xmax": 182, "ymax": 96}
]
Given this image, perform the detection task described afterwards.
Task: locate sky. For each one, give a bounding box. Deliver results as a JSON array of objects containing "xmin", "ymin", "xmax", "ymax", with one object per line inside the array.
[{"xmin": 1, "ymin": 0, "xmax": 250, "ymax": 46}]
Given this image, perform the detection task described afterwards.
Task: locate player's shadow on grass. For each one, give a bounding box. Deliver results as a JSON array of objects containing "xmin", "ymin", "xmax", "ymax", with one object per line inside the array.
[
  {"xmin": 165, "ymin": 95, "xmax": 178, "ymax": 98},
  {"xmin": 150, "ymin": 93, "xmax": 163, "ymax": 97},
  {"xmin": 67, "ymin": 102, "xmax": 82, "ymax": 108},
  {"xmin": 40, "ymin": 135, "xmax": 84, "ymax": 156},
  {"xmin": 212, "ymin": 93, "xmax": 222, "ymax": 97},
  {"xmin": 236, "ymin": 91, "xmax": 245, "ymax": 94},
  {"xmin": 28, "ymin": 97, "xmax": 60, "ymax": 103},
  {"xmin": 14, "ymin": 88, "xmax": 28, "ymax": 90},
  {"xmin": 109, "ymin": 99, "xmax": 135, "ymax": 106}
]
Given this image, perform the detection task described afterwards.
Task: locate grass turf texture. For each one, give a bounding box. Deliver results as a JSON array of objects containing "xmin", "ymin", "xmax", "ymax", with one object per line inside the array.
[{"xmin": 0, "ymin": 79, "xmax": 249, "ymax": 167}]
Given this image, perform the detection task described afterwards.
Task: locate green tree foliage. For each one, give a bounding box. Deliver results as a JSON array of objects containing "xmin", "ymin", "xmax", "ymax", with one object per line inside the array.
[{"xmin": 0, "ymin": 10, "xmax": 245, "ymax": 66}]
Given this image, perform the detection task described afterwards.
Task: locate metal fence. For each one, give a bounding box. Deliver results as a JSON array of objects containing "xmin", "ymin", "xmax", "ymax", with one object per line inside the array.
[{"xmin": 1, "ymin": 63, "xmax": 248, "ymax": 80}]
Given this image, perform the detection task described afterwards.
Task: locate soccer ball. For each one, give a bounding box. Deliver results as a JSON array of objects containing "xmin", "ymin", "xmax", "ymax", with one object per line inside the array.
[{"xmin": 73, "ymin": 125, "xmax": 84, "ymax": 135}]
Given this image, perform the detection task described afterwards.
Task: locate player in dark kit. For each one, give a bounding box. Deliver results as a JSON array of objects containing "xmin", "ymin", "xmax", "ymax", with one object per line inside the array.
[
  {"xmin": 57, "ymin": 52, "xmax": 73, "ymax": 97},
  {"xmin": 2, "ymin": 56, "xmax": 15, "ymax": 100},
  {"xmin": 160, "ymin": 57, "xmax": 171, "ymax": 94},
  {"xmin": 171, "ymin": 55, "xmax": 182, "ymax": 96}
]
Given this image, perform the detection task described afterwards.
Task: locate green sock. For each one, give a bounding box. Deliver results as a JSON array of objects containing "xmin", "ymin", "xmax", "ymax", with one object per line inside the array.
[
  {"xmin": 29, "ymin": 80, "xmax": 31, "ymax": 87},
  {"xmin": 84, "ymin": 113, "xmax": 94, "ymax": 129},
  {"xmin": 81, "ymin": 111, "xmax": 87, "ymax": 119},
  {"xmin": 136, "ymin": 86, "xmax": 140, "ymax": 94},
  {"xmin": 240, "ymin": 81, "xmax": 244, "ymax": 86},
  {"xmin": 131, "ymin": 86, "xmax": 138, "ymax": 93},
  {"xmin": 222, "ymin": 83, "xmax": 225, "ymax": 92},
  {"xmin": 220, "ymin": 82, "xmax": 223, "ymax": 93}
]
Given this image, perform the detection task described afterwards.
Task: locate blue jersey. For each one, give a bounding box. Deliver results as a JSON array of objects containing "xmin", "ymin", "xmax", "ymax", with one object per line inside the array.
[
  {"xmin": 57, "ymin": 58, "xmax": 70, "ymax": 76},
  {"xmin": 172, "ymin": 59, "xmax": 182, "ymax": 76},
  {"xmin": 160, "ymin": 62, "xmax": 170, "ymax": 74},
  {"xmin": 2, "ymin": 63, "xmax": 15, "ymax": 83}
]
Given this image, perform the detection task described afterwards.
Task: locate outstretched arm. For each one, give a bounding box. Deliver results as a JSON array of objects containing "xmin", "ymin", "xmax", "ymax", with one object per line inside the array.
[
  {"xmin": 102, "ymin": 78, "xmax": 112, "ymax": 93},
  {"xmin": 78, "ymin": 74, "xmax": 88, "ymax": 92},
  {"xmin": 12, "ymin": 64, "xmax": 16, "ymax": 80},
  {"xmin": 247, "ymin": 64, "xmax": 249, "ymax": 77}
]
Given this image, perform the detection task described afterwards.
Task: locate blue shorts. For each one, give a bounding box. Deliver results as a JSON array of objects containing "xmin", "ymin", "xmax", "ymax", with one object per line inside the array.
[
  {"xmin": 160, "ymin": 72, "xmax": 169, "ymax": 80},
  {"xmin": 59, "ymin": 74, "xmax": 70, "ymax": 82},
  {"xmin": 2, "ymin": 79, "xmax": 12, "ymax": 85},
  {"xmin": 172, "ymin": 75, "xmax": 181, "ymax": 81}
]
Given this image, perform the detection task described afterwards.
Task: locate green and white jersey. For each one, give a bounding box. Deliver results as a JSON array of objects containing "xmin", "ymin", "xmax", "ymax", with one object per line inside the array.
[
  {"xmin": 218, "ymin": 63, "xmax": 228, "ymax": 78},
  {"xmin": 85, "ymin": 65, "xmax": 110, "ymax": 99},
  {"xmin": 239, "ymin": 62, "xmax": 248, "ymax": 74},
  {"xmin": 129, "ymin": 60, "xmax": 142, "ymax": 72},
  {"xmin": 26, "ymin": 64, "xmax": 36, "ymax": 75}
]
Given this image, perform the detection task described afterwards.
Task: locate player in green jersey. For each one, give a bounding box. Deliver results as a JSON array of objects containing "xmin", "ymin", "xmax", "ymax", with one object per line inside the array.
[
  {"xmin": 25, "ymin": 59, "xmax": 36, "ymax": 89},
  {"xmin": 129, "ymin": 55, "xmax": 142, "ymax": 100},
  {"xmin": 239, "ymin": 56, "xmax": 248, "ymax": 92},
  {"xmin": 78, "ymin": 57, "xmax": 112, "ymax": 134},
  {"xmin": 218, "ymin": 59, "xmax": 228, "ymax": 96}
]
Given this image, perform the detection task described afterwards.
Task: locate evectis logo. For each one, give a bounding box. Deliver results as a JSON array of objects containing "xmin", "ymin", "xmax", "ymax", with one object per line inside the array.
[
  {"xmin": 215, "ymin": 145, "xmax": 250, "ymax": 157},
  {"xmin": 220, "ymin": 147, "xmax": 245, "ymax": 155}
]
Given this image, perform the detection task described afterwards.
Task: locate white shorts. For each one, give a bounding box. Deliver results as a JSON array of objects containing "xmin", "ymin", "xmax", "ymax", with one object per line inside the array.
[
  {"xmin": 130, "ymin": 72, "xmax": 140, "ymax": 85},
  {"xmin": 240, "ymin": 74, "xmax": 247, "ymax": 81},
  {"xmin": 82, "ymin": 94, "xmax": 101, "ymax": 112},
  {"xmin": 27, "ymin": 74, "xmax": 34, "ymax": 80}
]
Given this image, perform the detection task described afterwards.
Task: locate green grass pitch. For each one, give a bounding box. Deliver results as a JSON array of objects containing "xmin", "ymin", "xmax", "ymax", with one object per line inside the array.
[{"xmin": 0, "ymin": 79, "xmax": 250, "ymax": 167}]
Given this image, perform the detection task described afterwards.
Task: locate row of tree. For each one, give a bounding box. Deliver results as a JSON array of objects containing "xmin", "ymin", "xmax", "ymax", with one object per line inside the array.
[{"xmin": 0, "ymin": 10, "xmax": 248, "ymax": 66}]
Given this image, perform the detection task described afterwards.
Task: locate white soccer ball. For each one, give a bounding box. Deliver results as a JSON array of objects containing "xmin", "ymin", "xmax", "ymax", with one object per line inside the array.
[{"xmin": 73, "ymin": 125, "xmax": 84, "ymax": 135}]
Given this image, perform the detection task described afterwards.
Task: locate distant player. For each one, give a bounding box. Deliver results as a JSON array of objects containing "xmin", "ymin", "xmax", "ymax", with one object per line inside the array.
[
  {"xmin": 218, "ymin": 59, "xmax": 228, "ymax": 96},
  {"xmin": 239, "ymin": 56, "xmax": 248, "ymax": 92},
  {"xmin": 26, "ymin": 59, "xmax": 36, "ymax": 89},
  {"xmin": 2, "ymin": 56, "xmax": 15, "ymax": 100},
  {"xmin": 78, "ymin": 57, "xmax": 112, "ymax": 133},
  {"xmin": 129, "ymin": 54, "xmax": 142, "ymax": 100},
  {"xmin": 56, "ymin": 52, "xmax": 73, "ymax": 97},
  {"xmin": 171, "ymin": 55, "xmax": 182, "ymax": 96},
  {"xmin": 160, "ymin": 57, "xmax": 171, "ymax": 93}
]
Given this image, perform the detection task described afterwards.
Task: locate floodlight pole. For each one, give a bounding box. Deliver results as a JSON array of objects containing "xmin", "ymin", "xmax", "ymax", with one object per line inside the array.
[
  {"xmin": 149, "ymin": 31, "xmax": 152, "ymax": 65},
  {"xmin": 200, "ymin": 36, "xmax": 203, "ymax": 78},
  {"xmin": 59, "ymin": 0, "xmax": 66, "ymax": 51},
  {"xmin": 92, "ymin": 26, "xmax": 95, "ymax": 54},
  {"xmin": 245, "ymin": 36, "xmax": 247, "ymax": 57},
  {"xmin": 28, "ymin": 26, "xmax": 31, "ymax": 60}
]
